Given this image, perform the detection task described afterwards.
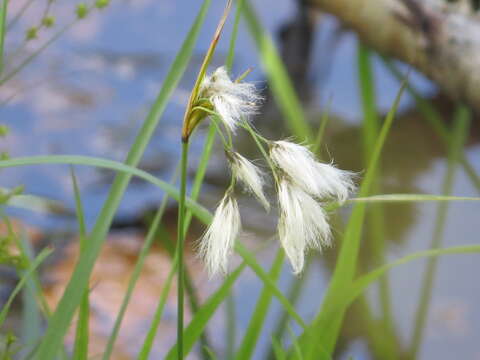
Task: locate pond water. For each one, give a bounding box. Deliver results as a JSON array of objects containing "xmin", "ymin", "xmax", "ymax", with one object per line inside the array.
[{"xmin": 2, "ymin": 0, "xmax": 480, "ymax": 359}]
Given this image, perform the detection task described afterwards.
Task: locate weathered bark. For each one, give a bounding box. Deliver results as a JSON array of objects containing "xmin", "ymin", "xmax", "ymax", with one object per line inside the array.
[{"xmin": 309, "ymin": 0, "xmax": 480, "ymax": 111}]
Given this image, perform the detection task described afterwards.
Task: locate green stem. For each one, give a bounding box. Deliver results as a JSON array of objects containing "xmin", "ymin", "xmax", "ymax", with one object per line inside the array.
[
  {"xmin": 225, "ymin": 293, "xmax": 236, "ymax": 359},
  {"xmin": 177, "ymin": 140, "xmax": 189, "ymax": 360},
  {"xmin": 1, "ymin": 19, "xmax": 76, "ymax": 85},
  {"xmin": 241, "ymin": 121, "xmax": 279, "ymax": 184},
  {"xmin": 312, "ymin": 100, "xmax": 331, "ymax": 155},
  {"xmin": 0, "ymin": 0, "xmax": 7, "ymax": 74},
  {"xmin": 138, "ymin": 253, "xmax": 179, "ymax": 359},
  {"xmin": 7, "ymin": 0, "xmax": 34, "ymax": 31}
]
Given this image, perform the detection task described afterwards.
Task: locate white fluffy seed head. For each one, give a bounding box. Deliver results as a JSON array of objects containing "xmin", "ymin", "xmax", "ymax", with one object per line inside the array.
[
  {"xmin": 315, "ymin": 162, "xmax": 356, "ymax": 203},
  {"xmin": 270, "ymin": 140, "xmax": 356, "ymax": 203},
  {"xmin": 198, "ymin": 193, "xmax": 241, "ymax": 276},
  {"xmin": 228, "ymin": 152, "xmax": 270, "ymax": 211},
  {"xmin": 277, "ymin": 180, "xmax": 331, "ymax": 275},
  {"xmin": 199, "ymin": 66, "xmax": 262, "ymax": 132}
]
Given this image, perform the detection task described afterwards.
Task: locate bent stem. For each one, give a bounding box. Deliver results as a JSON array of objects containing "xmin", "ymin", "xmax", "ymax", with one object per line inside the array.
[
  {"xmin": 177, "ymin": 140, "xmax": 190, "ymax": 359},
  {"xmin": 241, "ymin": 121, "xmax": 279, "ymax": 184}
]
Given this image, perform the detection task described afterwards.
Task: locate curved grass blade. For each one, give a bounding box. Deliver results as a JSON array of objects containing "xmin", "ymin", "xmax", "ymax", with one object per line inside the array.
[
  {"xmin": 349, "ymin": 245, "xmax": 480, "ymax": 307},
  {"xmin": 3, "ymin": 189, "xmax": 70, "ymax": 215},
  {"xmin": 0, "ymin": 155, "xmax": 211, "ymax": 224}
]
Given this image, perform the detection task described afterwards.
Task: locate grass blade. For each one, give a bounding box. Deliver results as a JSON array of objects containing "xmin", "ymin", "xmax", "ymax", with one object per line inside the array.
[
  {"xmin": 101, "ymin": 173, "xmax": 174, "ymax": 360},
  {"xmin": 350, "ymin": 194, "xmax": 480, "ymax": 203},
  {"xmin": 349, "ymin": 245, "xmax": 480, "ymax": 308},
  {"xmin": 35, "ymin": 1, "xmax": 212, "ymax": 357},
  {"xmin": 0, "ymin": 155, "xmax": 212, "ymax": 227},
  {"xmin": 271, "ymin": 337, "xmax": 287, "ymax": 360},
  {"xmin": 302, "ymin": 80, "xmax": 407, "ymax": 358},
  {"xmin": 242, "ymin": 0, "xmax": 311, "ymax": 141},
  {"xmin": 312, "ymin": 101, "xmax": 331, "ymax": 154},
  {"xmin": 287, "ymin": 326, "xmax": 304, "ymax": 360},
  {"xmin": 3, "ymin": 189, "xmax": 70, "ymax": 215},
  {"xmin": 19, "ymin": 236, "xmax": 42, "ymax": 356},
  {"xmin": 165, "ymin": 263, "xmax": 247, "ymax": 359},
  {"xmin": 409, "ymin": 106, "xmax": 469, "ymax": 358},
  {"xmin": 0, "ymin": 0, "xmax": 7, "ymax": 73},
  {"xmin": 234, "ymin": 243, "xmax": 306, "ymax": 330},
  {"xmin": 267, "ymin": 258, "xmax": 311, "ymax": 360},
  {"xmin": 137, "ymin": 254, "xmax": 178, "ymax": 359},
  {"xmin": 225, "ymin": 0, "xmax": 244, "ymax": 71},
  {"xmin": 70, "ymin": 168, "xmax": 90, "ymax": 360},
  {"xmin": 235, "ymin": 249, "xmax": 284, "ymax": 360},
  {"xmin": 357, "ymin": 43, "xmax": 396, "ymax": 358}
]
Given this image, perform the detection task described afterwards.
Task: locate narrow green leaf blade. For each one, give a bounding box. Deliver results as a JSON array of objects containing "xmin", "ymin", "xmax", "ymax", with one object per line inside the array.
[
  {"xmin": 0, "ymin": 155, "xmax": 212, "ymax": 225},
  {"xmin": 0, "ymin": 0, "xmax": 8, "ymax": 73},
  {"xmin": 302, "ymin": 80, "xmax": 407, "ymax": 358},
  {"xmin": 70, "ymin": 168, "xmax": 90, "ymax": 360},
  {"xmin": 235, "ymin": 249, "xmax": 284, "ymax": 360},
  {"xmin": 242, "ymin": 0, "xmax": 311, "ymax": 141}
]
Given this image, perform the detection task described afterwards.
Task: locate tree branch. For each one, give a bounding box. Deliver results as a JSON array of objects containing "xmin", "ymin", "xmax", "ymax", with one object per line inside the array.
[{"xmin": 309, "ymin": 0, "xmax": 480, "ymax": 111}]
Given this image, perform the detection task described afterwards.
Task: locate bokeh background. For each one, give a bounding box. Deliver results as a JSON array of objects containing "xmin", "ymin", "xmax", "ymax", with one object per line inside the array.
[{"xmin": 2, "ymin": 0, "xmax": 480, "ymax": 359}]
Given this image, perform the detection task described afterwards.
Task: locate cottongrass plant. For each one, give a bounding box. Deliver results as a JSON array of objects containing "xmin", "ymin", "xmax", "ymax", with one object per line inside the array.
[
  {"xmin": 270, "ymin": 140, "xmax": 356, "ymax": 203},
  {"xmin": 175, "ymin": 2, "xmax": 355, "ymax": 356},
  {"xmin": 198, "ymin": 66, "xmax": 261, "ymax": 132},
  {"xmin": 227, "ymin": 150, "xmax": 270, "ymax": 211},
  {"xmin": 198, "ymin": 191, "xmax": 241, "ymax": 276},
  {"xmin": 277, "ymin": 180, "xmax": 332, "ymax": 274},
  {"xmin": 183, "ymin": 64, "xmax": 357, "ymax": 276}
]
